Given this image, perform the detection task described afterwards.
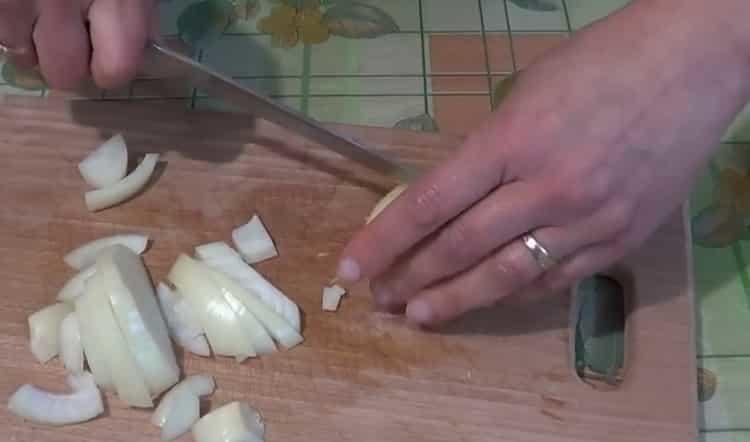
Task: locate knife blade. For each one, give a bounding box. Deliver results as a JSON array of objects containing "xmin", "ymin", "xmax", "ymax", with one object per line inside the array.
[{"xmin": 144, "ymin": 41, "xmax": 416, "ymax": 182}]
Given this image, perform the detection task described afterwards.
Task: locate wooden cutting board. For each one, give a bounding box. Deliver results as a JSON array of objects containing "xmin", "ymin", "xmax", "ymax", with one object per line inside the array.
[{"xmin": 0, "ymin": 96, "xmax": 697, "ymax": 442}]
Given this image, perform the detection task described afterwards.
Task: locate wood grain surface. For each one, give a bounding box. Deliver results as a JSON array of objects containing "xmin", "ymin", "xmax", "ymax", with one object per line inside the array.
[{"xmin": 0, "ymin": 96, "xmax": 697, "ymax": 442}]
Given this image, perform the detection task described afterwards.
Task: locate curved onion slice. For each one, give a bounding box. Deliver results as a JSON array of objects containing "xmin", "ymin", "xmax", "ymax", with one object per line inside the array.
[
  {"xmin": 168, "ymin": 255, "xmax": 257, "ymax": 360},
  {"xmin": 57, "ymin": 265, "xmax": 96, "ymax": 302},
  {"xmin": 231, "ymin": 215, "xmax": 278, "ymax": 264},
  {"xmin": 64, "ymin": 234, "xmax": 149, "ymax": 270},
  {"xmin": 322, "ymin": 284, "xmax": 347, "ymax": 312},
  {"xmin": 84, "ymin": 153, "xmax": 159, "ymax": 212},
  {"xmin": 59, "ymin": 312, "xmax": 84, "ymax": 374},
  {"xmin": 8, "ymin": 372, "xmax": 103, "ymax": 426},
  {"xmin": 196, "ymin": 242, "xmax": 300, "ymax": 332},
  {"xmin": 78, "ymin": 133, "xmax": 129, "ymax": 189},
  {"xmin": 97, "ymin": 246, "xmax": 179, "ymax": 397},
  {"xmin": 209, "ymin": 269, "xmax": 303, "ymax": 349},
  {"xmin": 157, "ymin": 282, "xmax": 211, "ymax": 357},
  {"xmin": 76, "ymin": 272, "xmax": 153, "ymax": 407},
  {"xmin": 366, "ymin": 183, "xmax": 408, "ymax": 224},
  {"xmin": 28, "ymin": 303, "xmax": 73, "ymax": 364},
  {"xmin": 152, "ymin": 375, "xmax": 216, "ymax": 440},
  {"xmin": 192, "ymin": 401, "xmax": 265, "ymax": 442}
]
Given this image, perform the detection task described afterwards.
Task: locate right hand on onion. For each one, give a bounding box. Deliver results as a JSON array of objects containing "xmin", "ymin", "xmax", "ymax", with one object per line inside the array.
[
  {"xmin": 0, "ymin": 0, "xmax": 158, "ymax": 90},
  {"xmin": 338, "ymin": 0, "xmax": 750, "ymax": 327}
]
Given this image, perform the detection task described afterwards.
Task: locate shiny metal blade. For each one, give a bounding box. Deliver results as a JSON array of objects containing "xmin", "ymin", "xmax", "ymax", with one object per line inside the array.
[{"xmin": 145, "ymin": 41, "xmax": 415, "ymax": 181}]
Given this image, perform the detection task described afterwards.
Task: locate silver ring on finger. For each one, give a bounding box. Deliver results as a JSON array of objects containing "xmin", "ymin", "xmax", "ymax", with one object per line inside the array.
[{"xmin": 521, "ymin": 233, "xmax": 558, "ymax": 271}]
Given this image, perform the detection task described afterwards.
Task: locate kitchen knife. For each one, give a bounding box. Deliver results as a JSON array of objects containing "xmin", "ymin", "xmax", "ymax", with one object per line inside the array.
[{"xmin": 144, "ymin": 41, "xmax": 416, "ymax": 182}]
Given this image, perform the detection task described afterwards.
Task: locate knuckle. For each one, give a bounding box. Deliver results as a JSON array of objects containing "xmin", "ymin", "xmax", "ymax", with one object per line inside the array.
[
  {"xmin": 437, "ymin": 218, "xmax": 477, "ymax": 263},
  {"xmin": 554, "ymin": 167, "xmax": 615, "ymax": 213},
  {"xmin": 602, "ymin": 201, "xmax": 635, "ymax": 238},
  {"xmin": 491, "ymin": 251, "xmax": 533, "ymax": 287},
  {"xmin": 405, "ymin": 182, "xmax": 445, "ymax": 229}
]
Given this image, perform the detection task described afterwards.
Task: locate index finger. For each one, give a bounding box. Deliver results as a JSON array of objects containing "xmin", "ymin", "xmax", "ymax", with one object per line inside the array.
[{"xmin": 337, "ymin": 125, "xmax": 510, "ymax": 283}]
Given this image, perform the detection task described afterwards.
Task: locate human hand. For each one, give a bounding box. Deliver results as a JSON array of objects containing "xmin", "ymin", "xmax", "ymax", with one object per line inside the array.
[
  {"xmin": 0, "ymin": 0, "xmax": 158, "ymax": 90},
  {"xmin": 337, "ymin": 0, "xmax": 750, "ymax": 326}
]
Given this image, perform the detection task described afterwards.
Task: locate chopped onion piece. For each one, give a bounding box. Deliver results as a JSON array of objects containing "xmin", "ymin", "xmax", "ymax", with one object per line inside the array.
[
  {"xmin": 84, "ymin": 153, "xmax": 159, "ymax": 212},
  {"xmin": 366, "ymin": 183, "xmax": 408, "ymax": 224},
  {"xmin": 168, "ymin": 254, "xmax": 257, "ymax": 359},
  {"xmin": 78, "ymin": 133, "xmax": 129, "ymax": 189},
  {"xmin": 209, "ymin": 269, "xmax": 303, "ymax": 349},
  {"xmin": 57, "ymin": 265, "xmax": 96, "ymax": 302},
  {"xmin": 157, "ymin": 282, "xmax": 211, "ymax": 357},
  {"xmin": 8, "ymin": 371, "xmax": 103, "ymax": 426},
  {"xmin": 97, "ymin": 246, "xmax": 179, "ymax": 397},
  {"xmin": 322, "ymin": 284, "xmax": 347, "ymax": 312},
  {"xmin": 152, "ymin": 374, "xmax": 216, "ymax": 440},
  {"xmin": 183, "ymin": 374, "xmax": 216, "ymax": 396},
  {"xmin": 192, "ymin": 401, "xmax": 265, "ymax": 442},
  {"xmin": 59, "ymin": 312, "xmax": 84, "ymax": 374},
  {"xmin": 196, "ymin": 242, "xmax": 300, "ymax": 332},
  {"xmin": 231, "ymin": 215, "xmax": 278, "ymax": 264},
  {"xmin": 63, "ymin": 234, "xmax": 149, "ymax": 270},
  {"xmin": 28, "ymin": 303, "xmax": 73, "ymax": 364},
  {"xmin": 76, "ymin": 272, "xmax": 153, "ymax": 407}
]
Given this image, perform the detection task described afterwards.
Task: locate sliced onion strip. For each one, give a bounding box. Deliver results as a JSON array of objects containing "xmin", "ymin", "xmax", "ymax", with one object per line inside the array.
[
  {"xmin": 63, "ymin": 234, "xmax": 149, "ymax": 270},
  {"xmin": 78, "ymin": 133, "xmax": 129, "ymax": 189},
  {"xmin": 59, "ymin": 312, "xmax": 84, "ymax": 374},
  {"xmin": 7, "ymin": 372, "xmax": 104, "ymax": 426},
  {"xmin": 56, "ymin": 265, "xmax": 96, "ymax": 302},
  {"xmin": 28, "ymin": 303, "xmax": 73, "ymax": 364},
  {"xmin": 231, "ymin": 215, "xmax": 278, "ymax": 264},
  {"xmin": 192, "ymin": 401, "xmax": 265, "ymax": 442},
  {"xmin": 195, "ymin": 242, "xmax": 300, "ymax": 332},
  {"xmin": 84, "ymin": 153, "xmax": 159, "ymax": 212}
]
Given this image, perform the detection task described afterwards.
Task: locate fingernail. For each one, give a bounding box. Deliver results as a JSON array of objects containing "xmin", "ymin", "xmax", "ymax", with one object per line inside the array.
[
  {"xmin": 337, "ymin": 258, "xmax": 361, "ymax": 282},
  {"xmin": 406, "ymin": 299, "xmax": 432, "ymax": 324}
]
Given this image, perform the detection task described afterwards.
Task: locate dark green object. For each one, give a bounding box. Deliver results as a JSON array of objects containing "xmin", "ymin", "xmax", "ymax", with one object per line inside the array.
[
  {"xmin": 574, "ymin": 275, "xmax": 626, "ymax": 387},
  {"xmin": 508, "ymin": 0, "xmax": 559, "ymax": 12},
  {"xmin": 1, "ymin": 62, "xmax": 46, "ymax": 91},
  {"xmin": 491, "ymin": 72, "xmax": 520, "ymax": 111},
  {"xmin": 323, "ymin": 2, "xmax": 399, "ymax": 38},
  {"xmin": 394, "ymin": 113, "xmax": 439, "ymax": 133},
  {"xmin": 177, "ymin": 0, "xmax": 234, "ymax": 48}
]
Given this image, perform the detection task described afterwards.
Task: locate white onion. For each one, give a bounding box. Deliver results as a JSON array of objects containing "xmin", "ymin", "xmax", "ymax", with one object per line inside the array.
[
  {"xmin": 152, "ymin": 374, "xmax": 215, "ymax": 440},
  {"xmin": 221, "ymin": 287, "xmax": 277, "ymax": 358},
  {"xmin": 322, "ymin": 284, "xmax": 347, "ymax": 312},
  {"xmin": 192, "ymin": 401, "xmax": 265, "ymax": 442},
  {"xmin": 157, "ymin": 282, "xmax": 211, "ymax": 357},
  {"xmin": 7, "ymin": 371, "xmax": 103, "ymax": 426},
  {"xmin": 168, "ymin": 254, "xmax": 257, "ymax": 360},
  {"xmin": 56, "ymin": 265, "xmax": 96, "ymax": 302},
  {"xmin": 231, "ymin": 215, "xmax": 278, "ymax": 264},
  {"xmin": 196, "ymin": 242, "xmax": 300, "ymax": 332},
  {"xmin": 59, "ymin": 312, "xmax": 84, "ymax": 374},
  {"xmin": 84, "ymin": 153, "xmax": 159, "ymax": 212},
  {"xmin": 78, "ymin": 133, "xmax": 129, "ymax": 189},
  {"xmin": 63, "ymin": 234, "xmax": 149, "ymax": 270},
  {"xmin": 76, "ymin": 272, "xmax": 153, "ymax": 407},
  {"xmin": 208, "ymin": 269, "xmax": 303, "ymax": 349},
  {"xmin": 366, "ymin": 183, "xmax": 408, "ymax": 224},
  {"xmin": 28, "ymin": 303, "xmax": 73, "ymax": 364},
  {"xmin": 97, "ymin": 246, "xmax": 179, "ymax": 397}
]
